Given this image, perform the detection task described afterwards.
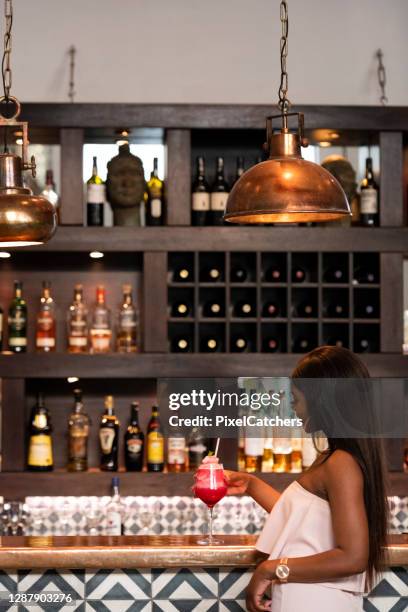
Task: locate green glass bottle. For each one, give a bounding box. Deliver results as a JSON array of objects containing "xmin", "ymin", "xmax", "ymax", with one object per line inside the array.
[{"xmin": 8, "ymin": 280, "xmax": 27, "ymax": 353}]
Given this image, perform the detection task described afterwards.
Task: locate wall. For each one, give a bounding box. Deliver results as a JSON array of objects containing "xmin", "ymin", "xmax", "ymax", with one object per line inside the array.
[{"xmin": 9, "ymin": 0, "xmax": 408, "ymax": 105}]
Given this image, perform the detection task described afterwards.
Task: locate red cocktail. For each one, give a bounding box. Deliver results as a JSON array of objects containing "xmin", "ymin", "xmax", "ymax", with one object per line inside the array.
[{"xmin": 194, "ymin": 460, "xmax": 227, "ymax": 545}]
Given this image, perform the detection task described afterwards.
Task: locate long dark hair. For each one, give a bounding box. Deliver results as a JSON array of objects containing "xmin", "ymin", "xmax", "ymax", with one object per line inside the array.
[{"xmin": 292, "ymin": 345, "xmax": 388, "ymax": 587}]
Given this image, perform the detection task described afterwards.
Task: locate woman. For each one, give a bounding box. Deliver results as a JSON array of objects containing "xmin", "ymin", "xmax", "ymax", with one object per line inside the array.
[{"xmin": 225, "ymin": 346, "xmax": 388, "ymax": 612}]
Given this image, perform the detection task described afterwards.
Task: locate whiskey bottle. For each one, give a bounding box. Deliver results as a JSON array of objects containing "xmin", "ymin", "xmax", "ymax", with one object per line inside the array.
[
  {"xmin": 27, "ymin": 393, "xmax": 53, "ymax": 471},
  {"xmin": 116, "ymin": 284, "xmax": 139, "ymax": 353},
  {"xmin": 36, "ymin": 281, "xmax": 56, "ymax": 352},
  {"xmin": 67, "ymin": 284, "xmax": 88, "ymax": 353},
  {"xmin": 8, "ymin": 280, "xmax": 27, "ymax": 353},
  {"xmin": 124, "ymin": 402, "xmax": 144, "ymax": 471},
  {"xmin": 261, "ymin": 438, "xmax": 274, "ymax": 473},
  {"xmin": 192, "ymin": 156, "xmax": 210, "ymax": 226},
  {"xmin": 244, "ymin": 437, "xmax": 264, "ymax": 473},
  {"xmin": 147, "ymin": 405, "xmax": 164, "ymax": 472},
  {"xmin": 146, "ymin": 157, "xmax": 164, "ymax": 226},
  {"xmin": 167, "ymin": 433, "xmax": 186, "ymax": 473},
  {"xmin": 209, "ymin": 157, "xmax": 229, "ymax": 226},
  {"xmin": 67, "ymin": 388, "xmax": 90, "ymax": 472},
  {"xmin": 90, "ymin": 286, "xmax": 112, "ymax": 353},
  {"xmin": 100, "ymin": 395, "xmax": 120, "ymax": 471},
  {"xmin": 87, "ymin": 156, "xmax": 105, "ymax": 227}
]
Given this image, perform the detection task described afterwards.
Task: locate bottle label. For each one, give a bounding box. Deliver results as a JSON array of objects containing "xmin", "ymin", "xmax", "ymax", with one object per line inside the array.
[
  {"xmin": 87, "ymin": 183, "xmax": 105, "ymax": 204},
  {"xmin": 36, "ymin": 337, "xmax": 56, "ymax": 348},
  {"xmin": 100, "ymin": 427, "xmax": 115, "ymax": 454},
  {"xmin": 69, "ymin": 336, "xmax": 88, "ymax": 347},
  {"xmin": 244, "ymin": 437, "xmax": 264, "ymax": 457},
  {"xmin": 119, "ymin": 313, "xmax": 137, "ymax": 330},
  {"xmin": 150, "ymin": 198, "xmax": 162, "ymax": 218},
  {"xmin": 106, "ymin": 511, "xmax": 122, "ymax": 536},
  {"xmin": 360, "ymin": 188, "xmax": 378, "ymax": 214},
  {"xmin": 167, "ymin": 437, "xmax": 186, "ymax": 465},
  {"xmin": 90, "ymin": 330, "xmax": 112, "ymax": 352},
  {"xmin": 37, "ymin": 314, "xmax": 54, "ymax": 331},
  {"xmin": 192, "ymin": 193, "xmax": 210, "ymax": 212},
  {"xmin": 9, "ymin": 313, "xmax": 26, "ymax": 331},
  {"xmin": 28, "ymin": 435, "xmax": 53, "ymax": 467},
  {"xmin": 126, "ymin": 438, "xmax": 143, "ymax": 456},
  {"xmin": 69, "ymin": 429, "xmax": 88, "ymax": 460},
  {"xmin": 210, "ymin": 192, "xmax": 228, "ymax": 212},
  {"xmin": 8, "ymin": 336, "xmax": 27, "ymax": 347},
  {"xmin": 147, "ymin": 432, "xmax": 164, "ymax": 463}
]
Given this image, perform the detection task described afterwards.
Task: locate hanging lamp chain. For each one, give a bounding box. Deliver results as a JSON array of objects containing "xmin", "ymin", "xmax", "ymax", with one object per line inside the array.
[
  {"xmin": 278, "ymin": 0, "xmax": 290, "ymax": 113},
  {"xmin": 68, "ymin": 45, "xmax": 76, "ymax": 103},
  {"xmin": 2, "ymin": 0, "xmax": 12, "ymax": 103},
  {"xmin": 376, "ymin": 49, "xmax": 387, "ymax": 106}
]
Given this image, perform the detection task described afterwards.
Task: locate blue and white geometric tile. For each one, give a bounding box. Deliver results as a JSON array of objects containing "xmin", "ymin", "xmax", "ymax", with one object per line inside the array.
[
  {"xmin": 85, "ymin": 569, "xmax": 151, "ymax": 601},
  {"xmin": 219, "ymin": 568, "xmax": 250, "ymax": 601},
  {"xmin": 18, "ymin": 569, "xmax": 85, "ymax": 600},
  {"xmin": 152, "ymin": 569, "xmax": 218, "ymax": 600}
]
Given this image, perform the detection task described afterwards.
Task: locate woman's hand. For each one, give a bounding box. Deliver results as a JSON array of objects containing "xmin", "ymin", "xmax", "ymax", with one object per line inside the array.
[
  {"xmin": 246, "ymin": 560, "xmax": 275, "ymax": 612},
  {"xmin": 223, "ymin": 470, "xmax": 253, "ymax": 495}
]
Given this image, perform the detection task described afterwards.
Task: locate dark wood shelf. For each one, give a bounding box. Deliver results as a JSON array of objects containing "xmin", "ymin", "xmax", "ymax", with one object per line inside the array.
[
  {"xmin": 1, "ymin": 470, "xmax": 406, "ymax": 500},
  {"xmin": 0, "ymin": 353, "xmax": 406, "ymax": 378},
  {"xmin": 16, "ymin": 226, "xmax": 408, "ymax": 253}
]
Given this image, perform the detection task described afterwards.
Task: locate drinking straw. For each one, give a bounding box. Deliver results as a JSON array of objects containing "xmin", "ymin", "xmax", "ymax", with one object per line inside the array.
[{"xmin": 214, "ymin": 437, "xmax": 220, "ymax": 457}]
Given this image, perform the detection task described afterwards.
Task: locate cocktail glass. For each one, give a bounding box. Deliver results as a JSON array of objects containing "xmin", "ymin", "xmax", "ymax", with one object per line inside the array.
[{"xmin": 193, "ymin": 462, "xmax": 227, "ymax": 545}]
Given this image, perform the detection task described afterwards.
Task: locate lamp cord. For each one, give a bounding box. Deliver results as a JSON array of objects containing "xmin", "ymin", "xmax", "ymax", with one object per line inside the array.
[
  {"xmin": 376, "ymin": 49, "xmax": 387, "ymax": 106},
  {"xmin": 278, "ymin": 0, "xmax": 290, "ymax": 113},
  {"xmin": 1, "ymin": 0, "xmax": 12, "ymax": 152}
]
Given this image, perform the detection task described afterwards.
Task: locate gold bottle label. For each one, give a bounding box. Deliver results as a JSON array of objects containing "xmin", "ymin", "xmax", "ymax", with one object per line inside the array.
[
  {"xmin": 147, "ymin": 432, "xmax": 164, "ymax": 463},
  {"xmin": 100, "ymin": 427, "xmax": 115, "ymax": 454},
  {"xmin": 69, "ymin": 427, "xmax": 88, "ymax": 460},
  {"xmin": 28, "ymin": 435, "xmax": 53, "ymax": 467}
]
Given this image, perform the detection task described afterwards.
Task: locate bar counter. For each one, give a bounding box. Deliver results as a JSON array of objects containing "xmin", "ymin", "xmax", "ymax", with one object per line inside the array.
[{"xmin": 0, "ymin": 534, "xmax": 407, "ymax": 569}]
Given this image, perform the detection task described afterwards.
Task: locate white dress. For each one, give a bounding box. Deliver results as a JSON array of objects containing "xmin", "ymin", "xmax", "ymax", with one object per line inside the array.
[{"xmin": 256, "ymin": 481, "xmax": 365, "ymax": 612}]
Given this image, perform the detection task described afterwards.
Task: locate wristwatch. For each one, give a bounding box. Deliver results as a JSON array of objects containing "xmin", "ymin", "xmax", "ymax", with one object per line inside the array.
[{"xmin": 275, "ymin": 557, "xmax": 290, "ymax": 583}]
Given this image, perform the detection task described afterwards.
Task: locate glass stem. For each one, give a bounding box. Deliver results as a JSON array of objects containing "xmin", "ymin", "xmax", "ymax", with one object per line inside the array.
[{"xmin": 209, "ymin": 507, "xmax": 214, "ymax": 545}]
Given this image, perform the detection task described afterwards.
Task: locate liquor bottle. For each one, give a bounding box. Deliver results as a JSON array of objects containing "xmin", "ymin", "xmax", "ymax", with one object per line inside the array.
[
  {"xmin": 90, "ymin": 286, "xmax": 112, "ymax": 354},
  {"xmin": 233, "ymin": 300, "xmax": 255, "ymax": 318},
  {"xmin": 230, "ymin": 265, "xmax": 247, "ymax": 283},
  {"xmin": 187, "ymin": 428, "xmax": 208, "ymax": 470},
  {"xmin": 100, "ymin": 395, "xmax": 120, "ymax": 471},
  {"xmin": 192, "ymin": 156, "xmax": 210, "ymax": 226},
  {"xmin": 8, "ymin": 280, "xmax": 27, "ymax": 353},
  {"xmin": 290, "ymin": 437, "xmax": 303, "ymax": 473},
  {"xmin": 36, "ymin": 281, "xmax": 56, "ymax": 352},
  {"xmin": 171, "ymin": 336, "xmax": 192, "ymax": 353},
  {"xmin": 147, "ymin": 405, "xmax": 164, "ymax": 472},
  {"xmin": 200, "ymin": 266, "xmax": 222, "ymax": 283},
  {"xmin": 167, "ymin": 433, "xmax": 187, "ymax": 473},
  {"xmin": 262, "ymin": 438, "xmax": 274, "ymax": 472},
  {"xmin": 325, "ymin": 301, "xmax": 347, "ymax": 318},
  {"xmin": 244, "ymin": 437, "xmax": 263, "ymax": 473},
  {"xmin": 67, "ymin": 284, "xmax": 88, "ymax": 353},
  {"xmin": 106, "ymin": 477, "xmax": 125, "ymax": 535},
  {"xmin": 272, "ymin": 438, "xmax": 292, "ymax": 473},
  {"xmin": 232, "ymin": 156, "xmax": 245, "ymax": 186},
  {"xmin": 323, "ymin": 266, "xmax": 346, "ymax": 283},
  {"xmin": 124, "ymin": 402, "xmax": 144, "ymax": 472},
  {"xmin": 262, "ymin": 301, "xmax": 280, "ymax": 318},
  {"xmin": 146, "ymin": 157, "xmax": 164, "ymax": 226},
  {"xmin": 116, "ymin": 284, "xmax": 139, "ymax": 353},
  {"xmin": 231, "ymin": 336, "xmax": 249, "ymax": 352},
  {"xmin": 360, "ymin": 157, "xmax": 379, "ymax": 227},
  {"xmin": 292, "ymin": 336, "xmax": 311, "ymax": 353},
  {"xmin": 292, "ymin": 267, "xmax": 306, "ymax": 283},
  {"xmin": 237, "ymin": 432, "xmax": 245, "ymax": 471},
  {"xmin": 202, "ymin": 300, "xmax": 224, "ymax": 318},
  {"xmin": 173, "ymin": 264, "xmax": 193, "ymax": 283},
  {"xmin": 295, "ymin": 301, "xmax": 316, "ymax": 318},
  {"xmin": 87, "ymin": 156, "xmax": 105, "ymax": 227},
  {"xmin": 67, "ymin": 388, "xmax": 90, "ymax": 472},
  {"xmin": 0, "ymin": 304, "xmax": 3, "ymax": 350},
  {"xmin": 41, "ymin": 170, "xmax": 60, "ymax": 222},
  {"xmin": 171, "ymin": 301, "xmax": 191, "ymax": 318},
  {"xmin": 262, "ymin": 337, "xmax": 280, "ymax": 353},
  {"xmin": 27, "ymin": 393, "xmax": 53, "ymax": 472},
  {"xmin": 264, "ymin": 265, "xmax": 283, "ymax": 283},
  {"xmin": 353, "ymin": 267, "xmax": 378, "ymax": 285},
  {"xmin": 200, "ymin": 336, "xmax": 220, "ymax": 352},
  {"xmin": 209, "ymin": 157, "xmax": 229, "ymax": 226}
]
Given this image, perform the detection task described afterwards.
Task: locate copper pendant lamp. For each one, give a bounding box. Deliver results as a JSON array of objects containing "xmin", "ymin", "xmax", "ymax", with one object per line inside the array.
[
  {"xmin": 224, "ymin": 1, "xmax": 351, "ymax": 224},
  {"xmin": 0, "ymin": 0, "xmax": 57, "ymax": 247}
]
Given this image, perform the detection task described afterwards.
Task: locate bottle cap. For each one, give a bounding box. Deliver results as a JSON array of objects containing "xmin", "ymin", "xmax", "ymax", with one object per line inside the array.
[
  {"xmin": 131, "ymin": 401, "xmax": 139, "ymax": 408},
  {"xmin": 105, "ymin": 395, "xmax": 114, "ymax": 409}
]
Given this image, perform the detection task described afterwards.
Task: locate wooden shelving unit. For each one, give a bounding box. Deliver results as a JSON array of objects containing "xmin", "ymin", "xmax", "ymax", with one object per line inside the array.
[{"xmin": 0, "ymin": 102, "xmax": 406, "ymax": 497}]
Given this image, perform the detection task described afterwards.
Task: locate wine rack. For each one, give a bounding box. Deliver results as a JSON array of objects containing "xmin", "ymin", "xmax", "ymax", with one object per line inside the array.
[{"xmin": 167, "ymin": 251, "xmax": 381, "ymax": 353}]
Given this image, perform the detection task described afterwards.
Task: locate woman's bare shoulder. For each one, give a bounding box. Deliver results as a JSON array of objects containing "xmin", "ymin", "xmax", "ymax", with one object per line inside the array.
[{"xmin": 323, "ymin": 449, "xmax": 364, "ymax": 489}]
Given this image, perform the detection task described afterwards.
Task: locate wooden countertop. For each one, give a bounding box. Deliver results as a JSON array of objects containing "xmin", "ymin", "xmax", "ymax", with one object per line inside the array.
[{"xmin": 0, "ymin": 534, "xmax": 406, "ymax": 569}]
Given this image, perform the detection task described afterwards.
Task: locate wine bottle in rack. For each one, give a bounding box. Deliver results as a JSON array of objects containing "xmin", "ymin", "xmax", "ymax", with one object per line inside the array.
[
  {"xmin": 171, "ymin": 336, "xmax": 192, "ymax": 353},
  {"xmin": 202, "ymin": 300, "xmax": 224, "ymax": 318},
  {"xmin": 230, "ymin": 265, "xmax": 248, "ymax": 283},
  {"xmin": 356, "ymin": 338, "xmax": 371, "ymax": 352},
  {"xmin": 292, "ymin": 336, "xmax": 311, "ymax": 353},
  {"xmin": 323, "ymin": 267, "xmax": 346, "ymax": 283},
  {"xmin": 262, "ymin": 337, "xmax": 280, "ymax": 352},
  {"xmin": 327, "ymin": 337, "xmax": 346, "ymax": 348},
  {"xmin": 360, "ymin": 157, "xmax": 379, "ymax": 227},
  {"xmin": 325, "ymin": 301, "xmax": 347, "ymax": 318},
  {"xmin": 231, "ymin": 335, "xmax": 249, "ymax": 352},
  {"xmin": 262, "ymin": 301, "xmax": 280, "ymax": 318},
  {"xmin": 200, "ymin": 336, "xmax": 220, "ymax": 352},
  {"xmin": 171, "ymin": 301, "xmax": 192, "ymax": 318},
  {"xmin": 192, "ymin": 156, "xmax": 210, "ymax": 226},
  {"xmin": 36, "ymin": 281, "xmax": 56, "ymax": 352},
  {"xmin": 173, "ymin": 264, "xmax": 193, "ymax": 283},
  {"xmin": 355, "ymin": 299, "xmax": 378, "ymax": 318},
  {"xmin": 295, "ymin": 301, "xmax": 316, "ymax": 318},
  {"xmin": 146, "ymin": 157, "xmax": 164, "ymax": 226},
  {"xmin": 210, "ymin": 157, "xmax": 229, "ymax": 226},
  {"xmin": 87, "ymin": 156, "xmax": 105, "ymax": 227},
  {"xmin": 264, "ymin": 265, "xmax": 283, "ymax": 283},
  {"xmin": 232, "ymin": 156, "xmax": 245, "ymax": 186},
  {"xmin": 200, "ymin": 265, "xmax": 222, "ymax": 283},
  {"xmin": 292, "ymin": 267, "xmax": 306, "ymax": 283},
  {"xmin": 233, "ymin": 300, "xmax": 255, "ymax": 318},
  {"xmin": 353, "ymin": 266, "xmax": 378, "ymax": 285}
]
